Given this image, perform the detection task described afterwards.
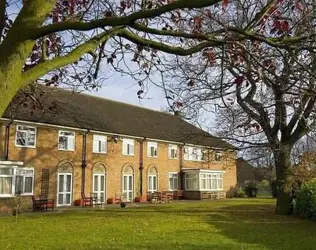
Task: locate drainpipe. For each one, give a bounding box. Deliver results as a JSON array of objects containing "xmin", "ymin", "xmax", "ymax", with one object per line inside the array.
[
  {"xmin": 139, "ymin": 138, "xmax": 145, "ymax": 197},
  {"xmin": 4, "ymin": 121, "xmax": 13, "ymax": 161},
  {"xmin": 81, "ymin": 129, "xmax": 89, "ymax": 194},
  {"xmin": 179, "ymin": 144, "xmax": 184, "ymax": 190}
]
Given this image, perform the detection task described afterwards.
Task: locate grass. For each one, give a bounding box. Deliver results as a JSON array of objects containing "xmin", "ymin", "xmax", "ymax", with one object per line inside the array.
[{"xmin": 0, "ymin": 199, "xmax": 315, "ymax": 250}]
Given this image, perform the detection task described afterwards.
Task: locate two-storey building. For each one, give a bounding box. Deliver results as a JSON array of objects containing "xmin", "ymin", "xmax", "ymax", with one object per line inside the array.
[{"xmin": 0, "ymin": 85, "xmax": 237, "ymax": 211}]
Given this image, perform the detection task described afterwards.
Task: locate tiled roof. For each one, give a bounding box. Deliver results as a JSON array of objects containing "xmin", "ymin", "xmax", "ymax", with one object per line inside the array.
[{"xmin": 3, "ymin": 85, "xmax": 236, "ymax": 149}]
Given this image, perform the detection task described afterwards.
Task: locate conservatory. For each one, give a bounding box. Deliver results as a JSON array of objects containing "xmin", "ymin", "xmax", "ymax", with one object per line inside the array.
[{"xmin": 182, "ymin": 168, "xmax": 226, "ymax": 200}]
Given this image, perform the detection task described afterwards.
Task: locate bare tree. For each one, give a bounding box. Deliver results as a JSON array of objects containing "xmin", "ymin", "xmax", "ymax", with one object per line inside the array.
[
  {"xmin": 0, "ymin": 0, "xmax": 314, "ymax": 119},
  {"xmin": 161, "ymin": 0, "xmax": 316, "ymax": 215}
]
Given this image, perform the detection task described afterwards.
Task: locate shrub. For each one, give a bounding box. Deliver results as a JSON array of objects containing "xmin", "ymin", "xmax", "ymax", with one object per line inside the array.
[
  {"xmin": 234, "ymin": 186, "xmax": 245, "ymax": 198},
  {"xmin": 244, "ymin": 181, "xmax": 258, "ymax": 198},
  {"xmin": 296, "ymin": 179, "xmax": 316, "ymax": 220}
]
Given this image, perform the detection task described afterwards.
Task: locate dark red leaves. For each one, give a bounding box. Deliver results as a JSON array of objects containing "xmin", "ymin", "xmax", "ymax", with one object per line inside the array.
[{"xmin": 234, "ymin": 76, "xmax": 244, "ymax": 86}]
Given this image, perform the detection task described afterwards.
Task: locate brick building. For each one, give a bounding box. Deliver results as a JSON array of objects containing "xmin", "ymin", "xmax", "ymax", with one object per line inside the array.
[{"xmin": 0, "ymin": 85, "xmax": 237, "ymax": 210}]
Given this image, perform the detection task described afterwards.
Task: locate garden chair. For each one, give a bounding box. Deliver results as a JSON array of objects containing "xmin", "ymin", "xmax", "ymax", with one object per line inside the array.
[{"xmin": 81, "ymin": 192, "xmax": 93, "ymax": 207}]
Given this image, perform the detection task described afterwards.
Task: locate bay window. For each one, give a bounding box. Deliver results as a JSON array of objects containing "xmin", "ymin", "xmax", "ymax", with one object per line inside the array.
[
  {"xmin": 184, "ymin": 170, "xmax": 224, "ymax": 191},
  {"xmin": 185, "ymin": 173, "xmax": 199, "ymax": 190}
]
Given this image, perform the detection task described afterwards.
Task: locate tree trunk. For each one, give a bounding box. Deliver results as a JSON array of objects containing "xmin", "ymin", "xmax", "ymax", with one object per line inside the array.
[{"xmin": 274, "ymin": 143, "xmax": 293, "ymax": 215}]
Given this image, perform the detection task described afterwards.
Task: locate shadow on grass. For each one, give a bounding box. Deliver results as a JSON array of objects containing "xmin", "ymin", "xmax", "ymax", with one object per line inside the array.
[{"xmin": 206, "ymin": 204, "xmax": 316, "ymax": 250}]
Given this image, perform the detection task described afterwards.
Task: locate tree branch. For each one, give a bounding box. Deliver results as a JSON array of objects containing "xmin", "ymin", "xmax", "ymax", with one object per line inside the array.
[
  {"xmin": 117, "ymin": 29, "xmax": 221, "ymax": 56},
  {"xmin": 22, "ymin": 27, "xmax": 123, "ymax": 85},
  {"xmin": 0, "ymin": 0, "xmax": 6, "ymax": 38},
  {"xmin": 32, "ymin": 0, "xmax": 221, "ymax": 39},
  {"xmin": 290, "ymin": 96, "xmax": 316, "ymax": 145}
]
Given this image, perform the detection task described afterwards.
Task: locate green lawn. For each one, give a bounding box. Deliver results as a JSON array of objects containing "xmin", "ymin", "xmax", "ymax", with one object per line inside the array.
[{"xmin": 0, "ymin": 199, "xmax": 315, "ymax": 249}]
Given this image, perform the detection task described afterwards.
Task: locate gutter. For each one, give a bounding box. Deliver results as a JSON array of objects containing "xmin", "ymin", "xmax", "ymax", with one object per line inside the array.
[
  {"xmin": 81, "ymin": 129, "xmax": 90, "ymax": 194},
  {"xmin": 4, "ymin": 120, "xmax": 13, "ymax": 161},
  {"xmin": 138, "ymin": 138, "xmax": 146, "ymax": 197}
]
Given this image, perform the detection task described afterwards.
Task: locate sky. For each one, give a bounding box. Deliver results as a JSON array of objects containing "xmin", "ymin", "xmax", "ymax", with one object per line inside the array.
[{"xmin": 86, "ymin": 69, "xmax": 170, "ymax": 112}]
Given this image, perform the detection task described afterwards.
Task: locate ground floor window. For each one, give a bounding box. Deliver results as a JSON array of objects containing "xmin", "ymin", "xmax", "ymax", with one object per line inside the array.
[
  {"xmin": 185, "ymin": 173, "xmax": 199, "ymax": 190},
  {"xmin": 148, "ymin": 166, "xmax": 158, "ymax": 193},
  {"xmin": 184, "ymin": 170, "xmax": 224, "ymax": 191},
  {"xmin": 168, "ymin": 173, "xmax": 178, "ymax": 191},
  {"xmin": 0, "ymin": 167, "xmax": 34, "ymax": 197},
  {"xmin": 200, "ymin": 173, "xmax": 223, "ymax": 191}
]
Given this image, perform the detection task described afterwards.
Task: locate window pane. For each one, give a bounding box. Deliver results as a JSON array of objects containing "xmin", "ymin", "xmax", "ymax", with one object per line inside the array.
[
  {"xmin": 66, "ymin": 194, "xmax": 71, "ymax": 204},
  {"xmin": 153, "ymin": 176, "xmax": 157, "ymax": 190},
  {"xmin": 59, "ymin": 136, "xmax": 67, "ymax": 149},
  {"xmin": 66, "ymin": 175, "xmax": 71, "ymax": 192},
  {"xmin": 15, "ymin": 176, "xmax": 23, "ymax": 194},
  {"xmin": 128, "ymin": 176, "xmax": 132, "ymax": 190},
  {"xmin": 58, "ymin": 194, "xmax": 63, "ymax": 204},
  {"xmin": 16, "ymin": 131, "xmax": 26, "ymax": 146},
  {"xmin": 27, "ymin": 133, "xmax": 35, "ymax": 146},
  {"xmin": 24, "ymin": 177, "xmax": 33, "ymax": 193},
  {"xmin": 0, "ymin": 177, "xmax": 12, "ymax": 195},
  {"xmin": 123, "ymin": 176, "xmax": 127, "ymax": 190},
  {"xmin": 0, "ymin": 168, "xmax": 13, "ymax": 175},
  {"xmin": 59, "ymin": 175, "xmax": 64, "ymax": 192},
  {"xmin": 100, "ymin": 176, "xmax": 105, "ymax": 191},
  {"xmin": 94, "ymin": 175, "xmax": 98, "ymax": 192}
]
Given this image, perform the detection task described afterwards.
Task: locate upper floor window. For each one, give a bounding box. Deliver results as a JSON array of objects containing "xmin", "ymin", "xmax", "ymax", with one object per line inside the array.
[
  {"xmin": 147, "ymin": 141, "xmax": 158, "ymax": 157},
  {"xmin": 122, "ymin": 138, "xmax": 134, "ymax": 156},
  {"xmin": 15, "ymin": 125, "xmax": 36, "ymax": 148},
  {"xmin": 168, "ymin": 144, "xmax": 178, "ymax": 159},
  {"xmin": 93, "ymin": 135, "xmax": 107, "ymax": 154},
  {"xmin": 184, "ymin": 146, "xmax": 204, "ymax": 161},
  {"xmin": 58, "ymin": 131, "xmax": 75, "ymax": 151},
  {"xmin": 215, "ymin": 151, "xmax": 223, "ymax": 162}
]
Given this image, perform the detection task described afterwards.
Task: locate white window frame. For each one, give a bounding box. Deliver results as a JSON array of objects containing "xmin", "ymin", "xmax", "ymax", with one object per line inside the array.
[
  {"xmin": 168, "ymin": 172, "xmax": 178, "ymax": 191},
  {"xmin": 168, "ymin": 144, "xmax": 178, "ymax": 159},
  {"xmin": 122, "ymin": 138, "xmax": 134, "ymax": 156},
  {"xmin": 184, "ymin": 146, "xmax": 204, "ymax": 161},
  {"xmin": 15, "ymin": 125, "xmax": 37, "ymax": 148},
  {"xmin": 58, "ymin": 130, "xmax": 75, "ymax": 151},
  {"xmin": 0, "ymin": 166, "xmax": 34, "ymax": 197},
  {"xmin": 199, "ymin": 173, "xmax": 224, "ymax": 191},
  {"xmin": 147, "ymin": 141, "xmax": 158, "ymax": 157},
  {"xmin": 185, "ymin": 173, "xmax": 199, "ymax": 191},
  {"xmin": 15, "ymin": 168, "xmax": 34, "ymax": 196},
  {"xmin": 93, "ymin": 135, "xmax": 107, "ymax": 154}
]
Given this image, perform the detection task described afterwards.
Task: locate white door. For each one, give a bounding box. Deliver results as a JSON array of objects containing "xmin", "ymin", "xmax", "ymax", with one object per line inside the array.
[
  {"xmin": 57, "ymin": 173, "xmax": 72, "ymax": 206},
  {"xmin": 93, "ymin": 174, "xmax": 106, "ymax": 203},
  {"xmin": 122, "ymin": 174, "xmax": 133, "ymax": 202},
  {"xmin": 148, "ymin": 175, "xmax": 157, "ymax": 193}
]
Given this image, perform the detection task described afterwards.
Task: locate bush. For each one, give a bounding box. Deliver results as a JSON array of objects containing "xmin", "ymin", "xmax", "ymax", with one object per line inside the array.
[
  {"xmin": 234, "ymin": 186, "xmax": 245, "ymax": 198},
  {"xmin": 296, "ymin": 179, "xmax": 316, "ymax": 220},
  {"xmin": 244, "ymin": 181, "xmax": 258, "ymax": 198}
]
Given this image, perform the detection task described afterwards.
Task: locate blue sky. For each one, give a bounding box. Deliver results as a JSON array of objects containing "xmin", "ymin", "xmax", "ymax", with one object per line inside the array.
[{"xmin": 89, "ymin": 74, "xmax": 169, "ymax": 112}]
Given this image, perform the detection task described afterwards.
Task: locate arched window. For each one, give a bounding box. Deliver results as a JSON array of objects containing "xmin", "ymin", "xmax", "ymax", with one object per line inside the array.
[
  {"xmin": 92, "ymin": 163, "xmax": 106, "ymax": 203},
  {"xmin": 57, "ymin": 162, "xmax": 73, "ymax": 206},
  {"xmin": 148, "ymin": 166, "xmax": 158, "ymax": 193},
  {"xmin": 122, "ymin": 165, "xmax": 134, "ymax": 202}
]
